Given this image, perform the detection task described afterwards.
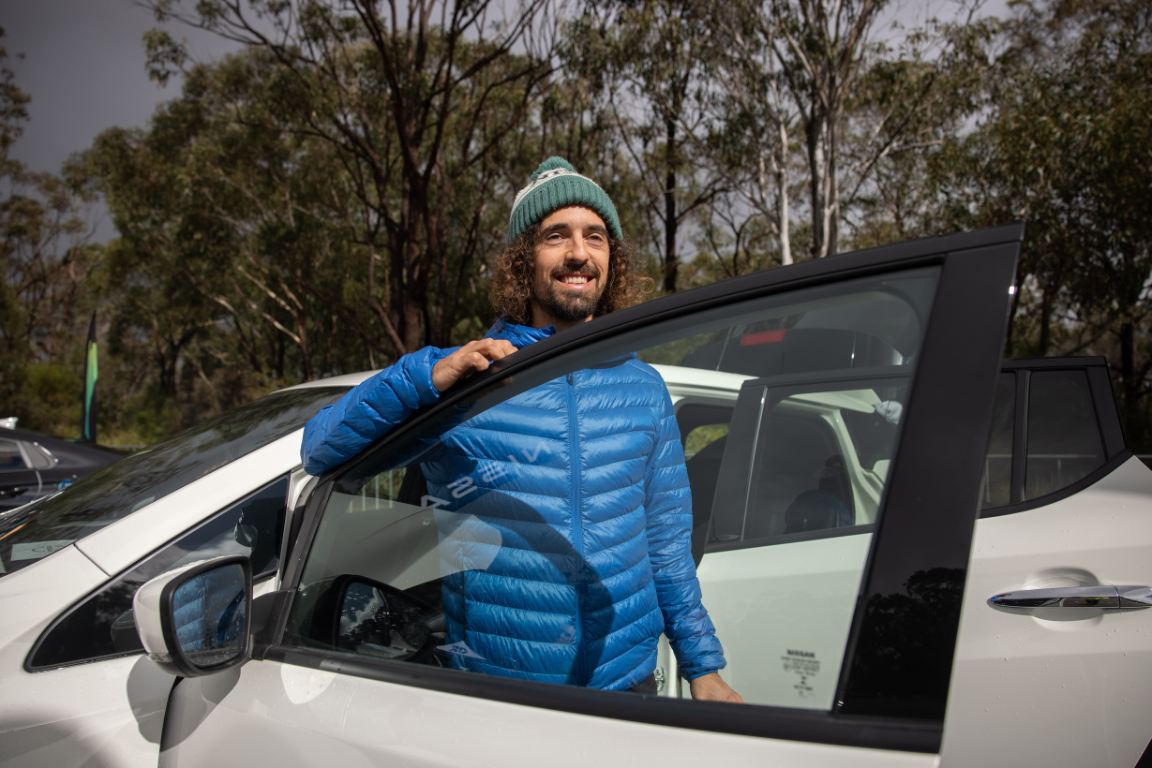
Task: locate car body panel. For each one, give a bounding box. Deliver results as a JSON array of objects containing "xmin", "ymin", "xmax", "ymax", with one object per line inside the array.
[
  {"xmin": 0, "ymin": 432, "xmax": 312, "ymax": 768},
  {"xmin": 0, "ymin": 546, "xmax": 170, "ymax": 768},
  {"xmin": 696, "ymin": 532, "xmax": 874, "ymax": 709},
  {"xmin": 75, "ymin": 430, "xmax": 306, "ymax": 577},
  {"xmin": 158, "ymin": 660, "xmax": 938, "ymax": 768},
  {"xmin": 941, "ymin": 455, "xmax": 1152, "ymax": 767}
]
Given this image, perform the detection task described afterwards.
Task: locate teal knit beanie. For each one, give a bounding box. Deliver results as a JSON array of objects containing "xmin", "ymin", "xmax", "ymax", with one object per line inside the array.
[{"xmin": 507, "ymin": 157, "xmax": 622, "ymax": 243}]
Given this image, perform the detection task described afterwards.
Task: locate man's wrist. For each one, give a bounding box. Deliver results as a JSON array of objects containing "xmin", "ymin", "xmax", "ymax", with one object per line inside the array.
[{"xmin": 683, "ymin": 668, "xmax": 721, "ymax": 682}]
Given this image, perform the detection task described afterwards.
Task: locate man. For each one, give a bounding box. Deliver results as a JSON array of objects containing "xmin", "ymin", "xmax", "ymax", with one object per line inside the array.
[{"xmin": 302, "ymin": 157, "xmax": 741, "ymax": 702}]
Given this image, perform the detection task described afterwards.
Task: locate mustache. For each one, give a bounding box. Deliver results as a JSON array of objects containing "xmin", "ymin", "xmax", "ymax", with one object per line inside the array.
[{"xmin": 548, "ymin": 263, "xmax": 601, "ymax": 280}]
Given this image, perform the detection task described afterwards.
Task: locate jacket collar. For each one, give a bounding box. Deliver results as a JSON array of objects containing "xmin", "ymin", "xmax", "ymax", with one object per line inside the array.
[{"xmin": 485, "ymin": 317, "xmax": 637, "ymax": 368}]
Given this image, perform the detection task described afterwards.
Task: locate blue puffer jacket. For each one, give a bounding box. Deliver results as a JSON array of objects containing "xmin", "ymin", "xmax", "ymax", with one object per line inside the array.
[{"xmin": 302, "ymin": 320, "xmax": 726, "ymax": 690}]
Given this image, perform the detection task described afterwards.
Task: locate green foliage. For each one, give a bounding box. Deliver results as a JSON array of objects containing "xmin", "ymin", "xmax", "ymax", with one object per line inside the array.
[
  {"xmin": 2, "ymin": 1, "xmax": 1151, "ymax": 456},
  {"xmin": 918, "ymin": 0, "xmax": 1152, "ymax": 449}
]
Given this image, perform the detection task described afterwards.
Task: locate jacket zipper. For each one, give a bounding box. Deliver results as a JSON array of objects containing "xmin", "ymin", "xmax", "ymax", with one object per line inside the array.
[{"xmin": 565, "ymin": 373, "xmax": 587, "ymax": 686}]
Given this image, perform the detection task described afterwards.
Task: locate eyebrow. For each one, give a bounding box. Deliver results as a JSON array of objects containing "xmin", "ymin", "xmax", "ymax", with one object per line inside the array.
[{"xmin": 541, "ymin": 222, "xmax": 609, "ymax": 235}]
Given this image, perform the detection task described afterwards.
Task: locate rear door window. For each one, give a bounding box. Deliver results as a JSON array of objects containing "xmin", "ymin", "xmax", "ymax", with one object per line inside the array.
[
  {"xmin": 1025, "ymin": 370, "xmax": 1104, "ymax": 499},
  {"xmin": 981, "ymin": 373, "xmax": 1016, "ymax": 508}
]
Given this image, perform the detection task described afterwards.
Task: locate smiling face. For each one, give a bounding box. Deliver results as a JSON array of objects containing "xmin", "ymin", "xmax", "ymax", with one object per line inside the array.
[{"xmin": 529, "ymin": 206, "xmax": 611, "ymax": 330}]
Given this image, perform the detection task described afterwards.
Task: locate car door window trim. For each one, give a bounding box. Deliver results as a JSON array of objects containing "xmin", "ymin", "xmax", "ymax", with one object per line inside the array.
[
  {"xmin": 833, "ymin": 240, "xmax": 1020, "ymax": 720},
  {"xmin": 706, "ymin": 523, "xmax": 878, "ymax": 553},
  {"xmin": 261, "ymin": 645, "xmax": 943, "ymax": 753}
]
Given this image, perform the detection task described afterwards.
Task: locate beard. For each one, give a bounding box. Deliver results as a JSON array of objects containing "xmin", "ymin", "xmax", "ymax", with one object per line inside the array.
[{"xmin": 533, "ymin": 262, "xmax": 605, "ymax": 324}]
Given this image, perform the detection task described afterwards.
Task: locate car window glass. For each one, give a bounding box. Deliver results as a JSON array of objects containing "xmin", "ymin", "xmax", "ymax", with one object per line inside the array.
[
  {"xmin": 1025, "ymin": 370, "xmax": 1104, "ymax": 499},
  {"xmin": 0, "ymin": 387, "xmax": 345, "ymax": 578},
  {"xmin": 24, "ymin": 442, "xmax": 55, "ymax": 471},
  {"xmin": 0, "ymin": 439, "xmax": 28, "ymax": 470},
  {"xmin": 28, "ymin": 476, "xmax": 289, "ymax": 670},
  {"xmin": 714, "ymin": 381, "xmax": 906, "ymax": 544},
  {"xmin": 284, "ymin": 267, "xmax": 938, "ymax": 712},
  {"xmin": 981, "ymin": 373, "xmax": 1015, "ymax": 508},
  {"xmin": 674, "ymin": 403, "xmax": 735, "ymax": 565}
]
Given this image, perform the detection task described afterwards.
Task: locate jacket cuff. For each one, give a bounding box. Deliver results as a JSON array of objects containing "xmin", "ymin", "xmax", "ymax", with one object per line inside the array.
[
  {"xmin": 405, "ymin": 345, "xmax": 454, "ymax": 406},
  {"xmin": 682, "ymin": 667, "xmax": 723, "ymax": 682}
]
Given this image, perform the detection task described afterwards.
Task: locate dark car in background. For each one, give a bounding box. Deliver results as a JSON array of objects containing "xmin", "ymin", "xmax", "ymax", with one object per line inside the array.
[{"xmin": 0, "ymin": 426, "xmax": 123, "ymax": 512}]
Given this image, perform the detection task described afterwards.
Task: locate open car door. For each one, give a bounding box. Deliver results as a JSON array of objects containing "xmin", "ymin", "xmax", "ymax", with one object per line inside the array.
[{"xmin": 156, "ymin": 226, "xmax": 1021, "ymax": 768}]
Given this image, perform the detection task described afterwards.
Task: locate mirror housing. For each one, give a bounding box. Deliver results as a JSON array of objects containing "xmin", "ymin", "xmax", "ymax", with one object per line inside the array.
[{"xmin": 134, "ymin": 555, "xmax": 253, "ymax": 677}]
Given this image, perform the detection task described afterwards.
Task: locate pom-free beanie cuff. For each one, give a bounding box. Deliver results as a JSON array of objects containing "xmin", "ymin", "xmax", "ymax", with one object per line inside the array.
[{"xmin": 507, "ymin": 157, "xmax": 622, "ymax": 243}]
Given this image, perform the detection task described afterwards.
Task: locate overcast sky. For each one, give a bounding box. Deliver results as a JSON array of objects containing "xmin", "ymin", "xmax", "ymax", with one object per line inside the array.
[{"xmin": 4, "ymin": 0, "xmax": 1011, "ymax": 240}]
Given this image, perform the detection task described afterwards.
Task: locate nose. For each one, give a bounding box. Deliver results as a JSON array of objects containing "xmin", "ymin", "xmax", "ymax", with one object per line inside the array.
[{"xmin": 566, "ymin": 232, "xmax": 590, "ymax": 265}]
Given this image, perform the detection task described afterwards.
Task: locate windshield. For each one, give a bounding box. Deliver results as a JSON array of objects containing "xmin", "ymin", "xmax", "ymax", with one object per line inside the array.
[{"xmin": 0, "ymin": 386, "xmax": 348, "ymax": 577}]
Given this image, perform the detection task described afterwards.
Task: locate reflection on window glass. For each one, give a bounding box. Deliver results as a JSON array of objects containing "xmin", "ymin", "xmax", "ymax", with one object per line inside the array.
[
  {"xmin": 982, "ymin": 373, "xmax": 1015, "ymax": 508},
  {"xmin": 286, "ymin": 268, "xmax": 938, "ymax": 713},
  {"xmin": 0, "ymin": 388, "xmax": 345, "ymax": 577},
  {"xmin": 1026, "ymin": 370, "xmax": 1103, "ymax": 499},
  {"xmin": 29, "ymin": 477, "xmax": 288, "ymax": 670},
  {"xmin": 0, "ymin": 440, "xmax": 27, "ymax": 470}
]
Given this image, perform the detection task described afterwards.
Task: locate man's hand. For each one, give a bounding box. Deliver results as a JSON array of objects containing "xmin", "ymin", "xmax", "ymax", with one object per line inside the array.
[
  {"xmin": 689, "ymin": 673, "xmax": 743, "ymax": 704},
  {"xmin": 432, "ymin": 339, "xmax": 518, "ymax": 392}
]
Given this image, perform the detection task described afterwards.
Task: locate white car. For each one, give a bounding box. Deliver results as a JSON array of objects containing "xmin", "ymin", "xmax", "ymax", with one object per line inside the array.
[{"xmin": 2, "ymin": 223, "xmax": 1151, "ymax": 768}]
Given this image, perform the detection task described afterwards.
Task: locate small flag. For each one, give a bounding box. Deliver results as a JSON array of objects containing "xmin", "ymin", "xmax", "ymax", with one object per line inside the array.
[{"xmin": 82, "ymin": 312, "xmax": 98, "ymax": 443}]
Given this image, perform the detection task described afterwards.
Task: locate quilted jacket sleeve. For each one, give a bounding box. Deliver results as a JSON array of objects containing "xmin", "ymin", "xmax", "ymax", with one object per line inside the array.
[
  {"xmin": 644, "ymin": 391, "xmax": 727, "ymax": 680},
  {"xmin": 301, "ymin": 345, "xmax": 452, "ymax": 476}
]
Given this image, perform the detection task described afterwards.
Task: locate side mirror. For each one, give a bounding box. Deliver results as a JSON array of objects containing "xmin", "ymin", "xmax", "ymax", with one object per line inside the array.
[
  {"xmin": 306, "ymin": 574, "xmax": 443, "ymax": 662},
  {"xmin": 133, "ymin": 555, "xmax": 252, "ymax": 677}
]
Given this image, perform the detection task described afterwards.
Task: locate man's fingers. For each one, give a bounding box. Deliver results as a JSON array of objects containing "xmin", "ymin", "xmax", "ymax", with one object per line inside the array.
[
  {"xmin": 466, "ymin": 351, "xmax": 491, "ymax": 372},
  {"xmin": 473, "ymin": 339, "xmax": 517, "ymax": 359},
  {"xmin": 433, "ymin": 338, "xmax": 520, "ymax": 392}
]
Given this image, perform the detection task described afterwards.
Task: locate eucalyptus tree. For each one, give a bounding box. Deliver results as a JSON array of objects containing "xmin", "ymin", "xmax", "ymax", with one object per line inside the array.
[
  {"xmin": 923, "ymin": 0, "xmax": 1152, "ymax": 446},
  {"xmin": 701, "ymin": 0, "xmax": 982, "ymax": 262},
  {"xmin": 143, "ymin": 0, "xmax": 558, "ymax": 352},
  {"xmin": 566, "ymin": 0, "xmax": 724, "ymax": 293}
]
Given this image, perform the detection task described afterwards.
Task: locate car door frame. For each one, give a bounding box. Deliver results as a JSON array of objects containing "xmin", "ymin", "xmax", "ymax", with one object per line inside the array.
[{"xmin": 250, "ymin": 223, "xmax": 1023, "ymax": 755}]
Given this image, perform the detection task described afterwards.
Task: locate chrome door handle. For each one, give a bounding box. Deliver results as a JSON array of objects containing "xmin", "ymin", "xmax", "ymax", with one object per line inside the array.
[{"xmin": 989, "ymin": 585, "xmax": 1152, "ymax": 609}]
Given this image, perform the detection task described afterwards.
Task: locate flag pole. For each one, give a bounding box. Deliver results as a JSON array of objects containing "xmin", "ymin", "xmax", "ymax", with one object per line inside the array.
[{"xmin": 82, "ymin": 312, "xmax": 98, "ymax": 443}]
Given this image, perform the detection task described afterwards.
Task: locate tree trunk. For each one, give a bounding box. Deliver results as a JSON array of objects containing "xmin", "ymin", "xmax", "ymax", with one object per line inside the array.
[
  {"xmin": 776, "ymin": 121, "xmax": 793, "ymax": 266},
  {"xmin": 663, "ymin": 116, "xmax": 678, "ymax": 294},
  {"xmin": 807, "ymin": 107, "xmax": 835, "ymax": 259},
  {"xmin": 1120, "ymin": 318, "xmax": 1137, "ymax": 411},
  {"xmin": 1037, "ymin": 281, "xmax": 1054, "ymax": 356}
]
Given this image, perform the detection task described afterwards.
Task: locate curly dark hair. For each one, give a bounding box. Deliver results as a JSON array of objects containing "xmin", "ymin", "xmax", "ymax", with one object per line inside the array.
[{"xmin": 489, "ymin": 223, "xmax": 651, "ymax": 326}]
